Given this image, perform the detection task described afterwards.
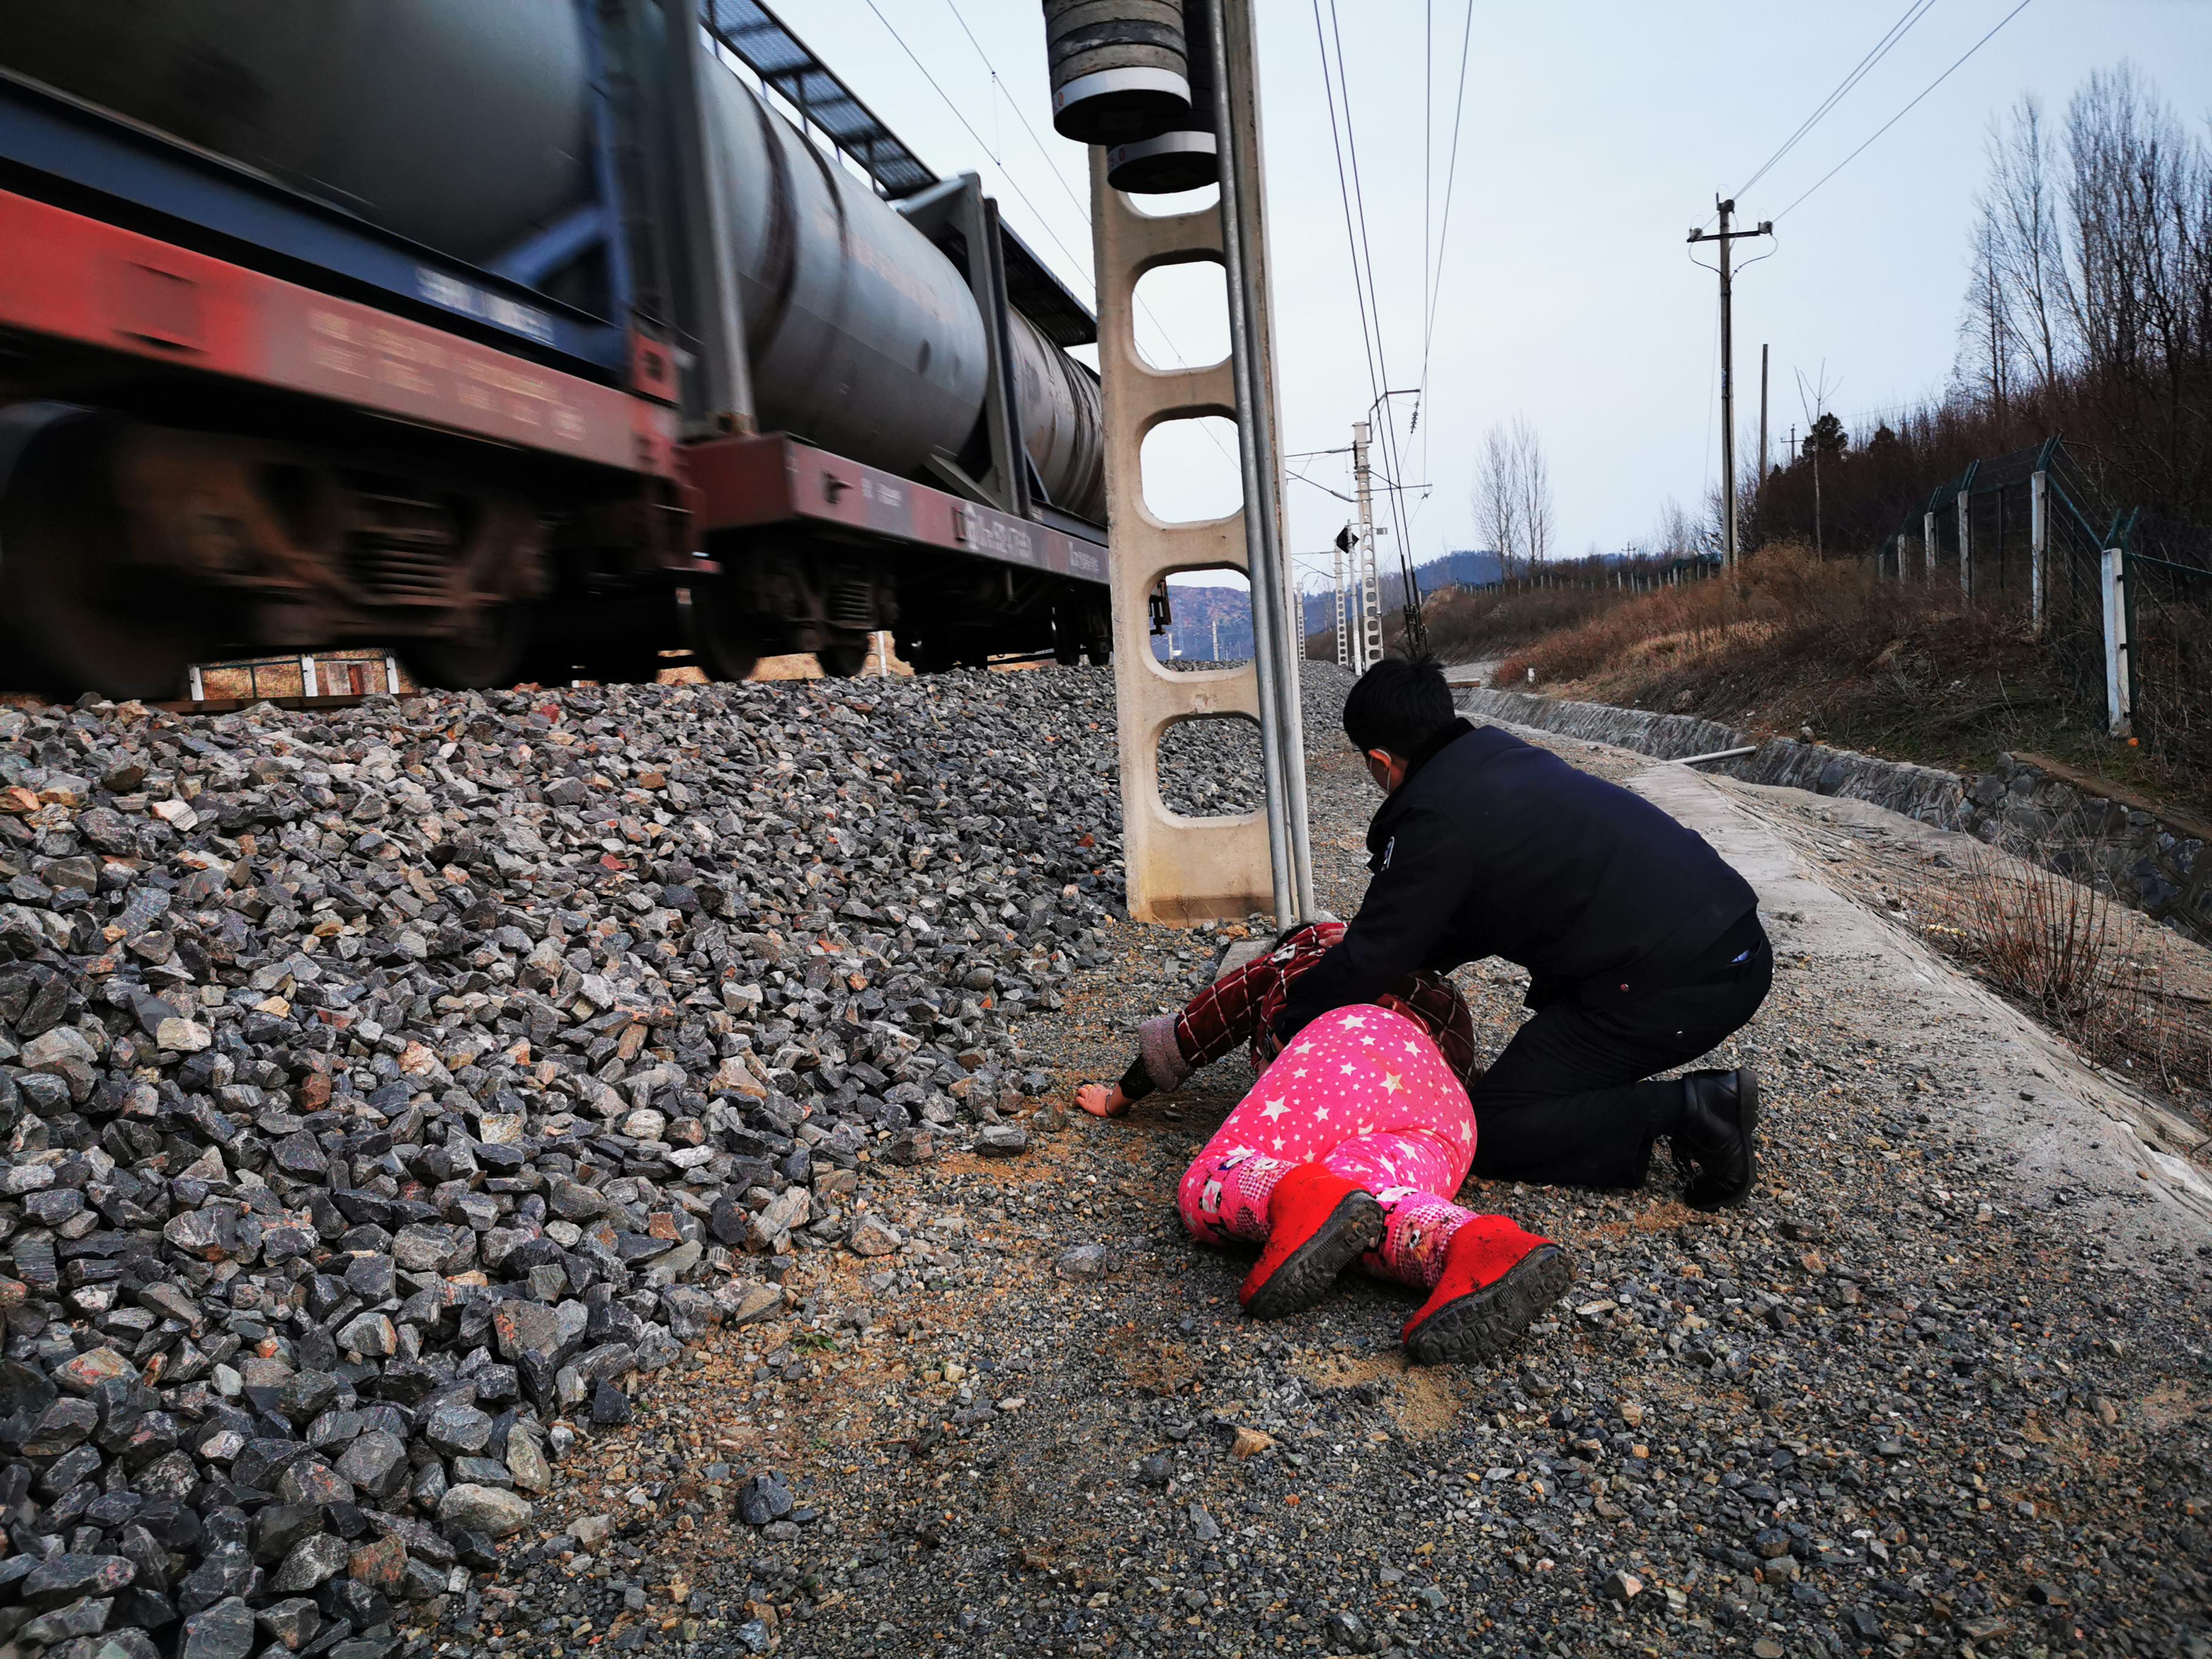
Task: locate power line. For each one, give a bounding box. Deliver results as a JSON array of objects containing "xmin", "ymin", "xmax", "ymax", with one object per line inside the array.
[
  {"xmin": 1422, "ymin": 0, "xmax": 1432, "ymax": 400},
  {"xmin": 1320, "ymin": 0, "xmax": 1426, "ymax": 632},
  {"xmin": 1419, "ymin": 1, "xmax": 1477, "ymax": 393},
  {"xmin": 1734, "ymin": 0, "xmax": 1940, "ymax": 202},
  {"xmin": 1774, "ymin": 0, "xmax": 2034, "ymax": 221},
  {"xmin": 1416, "ymin": 0, "xmax": 1476, "ymax": 489},
  {"xmin": 1310, "ymin": 1, "xmax": 1384, "ymax": 412}
]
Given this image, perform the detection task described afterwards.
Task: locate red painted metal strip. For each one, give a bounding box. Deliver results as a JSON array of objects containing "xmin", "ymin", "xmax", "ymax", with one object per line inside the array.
[
  {"xmin": 0, "ymin": 189, "xmax": 678, "ymax": 477},
  {"xmin": 683, "ymin": 434, "xmax": 1107, "ymax": 585}
]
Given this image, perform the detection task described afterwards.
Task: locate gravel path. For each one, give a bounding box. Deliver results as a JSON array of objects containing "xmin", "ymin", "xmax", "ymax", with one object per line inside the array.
[
  {"xmin": 455, "ymin": 697, "xmax": 2209, "ymax": 1659},
  {"xmin": 1, "ymin": 669, "xmax": 2204, "ymax": 1659}
]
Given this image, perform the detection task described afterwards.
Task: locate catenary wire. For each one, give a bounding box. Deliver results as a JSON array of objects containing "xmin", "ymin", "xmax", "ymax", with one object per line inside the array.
[{"xmin": 1322, "ymin": 0, "xmax": 1427, "ymax": 614}]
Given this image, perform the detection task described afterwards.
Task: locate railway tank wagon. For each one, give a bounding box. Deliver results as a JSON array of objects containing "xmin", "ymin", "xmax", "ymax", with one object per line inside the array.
[{"xmin": 0, "ymin": 0, "xmax": 1114, "ymax": 697}]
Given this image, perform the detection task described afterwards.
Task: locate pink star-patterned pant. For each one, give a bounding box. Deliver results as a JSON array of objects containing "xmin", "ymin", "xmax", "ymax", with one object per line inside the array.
[{"xmin": 1175, "ymin": 1004, "xmax": 1483, "ymax": 1290}]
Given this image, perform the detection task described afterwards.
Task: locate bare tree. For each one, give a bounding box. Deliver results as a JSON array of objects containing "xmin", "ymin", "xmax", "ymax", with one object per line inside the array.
[
  {"xmin": 1988, "ymin": 95, "xmax": 2068, "ymax": 394},
  {"xmin": 1473, "ymin": 415, "xmax": 1553, "ymax": 579},
  {"xmin": 1513, "ymin": 417, "xmax": 1555, "ymax": 571},
  {"xmin": 1473, "ymin": 421, "xmax": 1524, "ymax": 577},
  {"xmin": 1654, "ymin": 498, "xmax": 1701, "ymax": 560}
]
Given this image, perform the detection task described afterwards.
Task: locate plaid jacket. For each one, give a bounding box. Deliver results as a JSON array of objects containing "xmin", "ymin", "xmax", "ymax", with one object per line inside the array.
[{"xmin": 1133, "ymin": 921, "xmax": 1480, "ymax": 1096}]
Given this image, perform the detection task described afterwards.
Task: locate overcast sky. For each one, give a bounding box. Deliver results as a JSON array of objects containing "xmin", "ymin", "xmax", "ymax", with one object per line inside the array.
[{"xmin": 770, "ymin": 1, "xmax": 2212, "ymax": 594}]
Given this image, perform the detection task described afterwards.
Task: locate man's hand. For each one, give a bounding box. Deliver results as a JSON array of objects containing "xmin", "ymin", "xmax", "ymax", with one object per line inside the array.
[{"xmin": 1076, "ymin": 1081, "xmax": 1129, "ymax": 1118}]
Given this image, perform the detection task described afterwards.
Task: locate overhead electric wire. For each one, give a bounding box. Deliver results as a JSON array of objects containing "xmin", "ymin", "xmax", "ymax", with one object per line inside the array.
[
  {"xmin": 1774, "ymin": 0, "xmax": 2034, "ymax": 221},
  {"xmin": 1733, "ymin": 0, "xmax": 1940, "ymax": 203},
  {"xmin": 1317, "ymin": 0, "xmax": 1428, "ymax": 629},
  {"xmin": 1421, "ymin": 0, "xmax": 1432, "ymax": 402},
  {"xmin": 1418, "ymin": 1, "xmax": 1476, "ymax": 411}
]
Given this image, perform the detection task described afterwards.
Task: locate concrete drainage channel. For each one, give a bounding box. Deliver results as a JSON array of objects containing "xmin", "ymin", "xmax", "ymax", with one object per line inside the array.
[{"xmin": 1456, "ymin": 686, "xmax": 2212, "ymax": 947}]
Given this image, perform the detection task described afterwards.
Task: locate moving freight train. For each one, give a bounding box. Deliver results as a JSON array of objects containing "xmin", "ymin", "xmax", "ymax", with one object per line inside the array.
[{"xmin": 0, "ymin": 0, "xmax": 1119, "ymax": 698}]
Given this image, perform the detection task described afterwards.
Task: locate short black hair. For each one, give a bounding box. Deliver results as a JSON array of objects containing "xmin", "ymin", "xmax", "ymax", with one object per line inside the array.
[{"xmin": 1342, "ymin": 655, "xmax": 1455, "ymax": 756}]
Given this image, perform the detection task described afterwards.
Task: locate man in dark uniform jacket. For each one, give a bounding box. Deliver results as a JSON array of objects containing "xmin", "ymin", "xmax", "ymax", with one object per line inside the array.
[{"xmin": 1277, "ymin": 656, "xmax": 1771, "ymax": 1206}]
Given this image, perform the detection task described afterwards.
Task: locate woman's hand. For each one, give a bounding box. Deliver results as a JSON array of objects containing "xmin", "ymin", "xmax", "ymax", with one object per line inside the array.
[{"xmin": 1076, "ymin": 1081, "xmax": 1128, "ymax": 1118}]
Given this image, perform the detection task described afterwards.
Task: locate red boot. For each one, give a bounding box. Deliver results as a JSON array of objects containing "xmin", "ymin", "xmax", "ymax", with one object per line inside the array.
[
  {"xmin": 1239, "ymin": 1166, "xmax": 1384, "ymax": 1319},
  {"xmin": 1401, "ymin": 1216, "xmax": 1574, "ymax": 1365}
]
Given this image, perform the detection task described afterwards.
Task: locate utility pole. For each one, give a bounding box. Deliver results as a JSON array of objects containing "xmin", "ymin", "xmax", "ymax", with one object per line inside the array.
[
  {"xmin": 1687, "ymin": 199, "xmax": 1771, "ymax": 573},
  {"xmin": 1758, "ymin": 344, "xmax": 1770, "ymax": 484},
  {"xmin": 1350, "ymin": 421, "xmax": 1382, "ymax": 673}
]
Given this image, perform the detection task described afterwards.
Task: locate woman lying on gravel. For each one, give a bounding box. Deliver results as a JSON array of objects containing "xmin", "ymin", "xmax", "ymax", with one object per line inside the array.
[{"xmin": 1077, "ymin": 925, "xmax": 1573, "ymax": 1364}]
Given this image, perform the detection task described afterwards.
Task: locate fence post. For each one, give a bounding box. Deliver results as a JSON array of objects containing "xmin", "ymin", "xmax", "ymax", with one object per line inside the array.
[
  {"xmin": 1957, "ymin": 494, "xmax": 1972, "ymax": 600},
  {"xmin": 1922, "ymin": 508, "xmax": 1937, "ymax": 580},
  {"xmin": 2100, "ymin": 545, "xmax": 2132, "ymax": 737},
  {"xmin": 383, "ymin": 654, "xmax": 402, "ymax": 696},
  {"xmin": 187, "ymin": 665, "xmax": 206, "ymax": 703},
  {"xmin": 299, "ymin": 654, "xmax": 320, "ymax": 699},
  {"xmin": 2028, "ymin": 468, "xmax": 2048, "ymax": 635}
]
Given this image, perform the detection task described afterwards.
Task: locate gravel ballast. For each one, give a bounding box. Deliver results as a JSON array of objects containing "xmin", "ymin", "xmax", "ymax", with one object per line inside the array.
[{"xmin": 0, "ymin": 665, "xmax": 2205, "ymax": 1659}]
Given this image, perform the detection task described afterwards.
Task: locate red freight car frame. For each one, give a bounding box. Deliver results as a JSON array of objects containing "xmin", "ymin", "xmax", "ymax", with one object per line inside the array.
[
  {"xmin": 0, "ymin": 188, "xmax": 681, "ymax": 479},
  {"xmin": 684, "ymin": 432, "xmax": 1108, "ymax": 581}
]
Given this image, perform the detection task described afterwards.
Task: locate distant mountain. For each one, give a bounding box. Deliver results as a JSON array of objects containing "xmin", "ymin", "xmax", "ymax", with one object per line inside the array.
[
  {"xmin": 1323, "ymin": 548, "xmax": 1503, "ymax": 635},
  {"xmin": 1153, "ymin": 550, "xmax": 1504, "ymax": 660}
]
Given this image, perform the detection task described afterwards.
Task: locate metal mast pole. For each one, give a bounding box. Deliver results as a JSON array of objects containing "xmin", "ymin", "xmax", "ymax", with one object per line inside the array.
[{"xmin": 1208, "ymin": 0, "xmax": 1313, "ymax": 922}]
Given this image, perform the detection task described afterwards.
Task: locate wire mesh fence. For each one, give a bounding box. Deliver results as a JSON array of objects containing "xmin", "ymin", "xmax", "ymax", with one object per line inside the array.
[
  {"xmin": 2040, "ymin": 442, "xmax": 2120, "ymax": 712},
  {"xmin": 2120, "ymin": 509, "xmax": 2212, "ymax": 785},
  {"xmin": 1886, "ymin": 437, "xmax": 2209, "ymax": 782}
]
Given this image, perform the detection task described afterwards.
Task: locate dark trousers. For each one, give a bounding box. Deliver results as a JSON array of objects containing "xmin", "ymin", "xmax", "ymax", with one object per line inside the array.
[{"xmin": 1468, "ymin": 937, "xmax": 1773, "ymax": 1188}]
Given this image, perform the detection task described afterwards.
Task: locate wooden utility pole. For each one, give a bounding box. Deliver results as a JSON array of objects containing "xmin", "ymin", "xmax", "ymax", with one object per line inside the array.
[{"xmin": 1687, "ymin": 200, "xmax": 1771, "ymax": 573}]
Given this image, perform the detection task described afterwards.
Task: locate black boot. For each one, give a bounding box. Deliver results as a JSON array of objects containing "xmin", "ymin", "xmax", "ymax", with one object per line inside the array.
[{"xmin": 1676, "ymin": 1068, "xmax": 1759, "ymax": 1210}]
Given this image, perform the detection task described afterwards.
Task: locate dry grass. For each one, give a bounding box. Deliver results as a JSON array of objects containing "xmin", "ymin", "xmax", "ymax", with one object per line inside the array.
[
  {"xmin": 1912, "ymin": 834, "xmax": 2212, "ymax": 1105},
  {"xmin": 1489, "ymin": 542, "xmax": 2208, "ymax": 820},
  {"xmin": 1406, "ymin": 581, "xmax": 1635, "ymax": 663}
]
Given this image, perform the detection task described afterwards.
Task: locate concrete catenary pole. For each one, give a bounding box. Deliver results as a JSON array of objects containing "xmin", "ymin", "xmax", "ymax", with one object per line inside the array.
[
  {"xmin": 1207, "ymin": 0, "xmax": 1313, "ymax": 922},
  {"xmin": 1350, "ymin": 421, "xmax": 1382, "ymax": 674}
]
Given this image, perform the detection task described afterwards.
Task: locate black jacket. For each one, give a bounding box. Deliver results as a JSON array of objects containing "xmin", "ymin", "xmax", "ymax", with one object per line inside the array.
[{"xmin": 1279, "ymin": 720, "xmax": 1758, "ymax": 1034}]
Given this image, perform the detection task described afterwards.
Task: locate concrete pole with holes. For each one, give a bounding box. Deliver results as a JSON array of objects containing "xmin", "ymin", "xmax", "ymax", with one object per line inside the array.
[
  {"xmin": 1350, "ymin": 422, "xmax": 1382, "ymax": 674},
  {"xmin": 1085, "ymin": 0, "xmax": 1310, "ymax": 925},
  {"xmin": 1923, "ymin": 508, "xmax": 1938, "ymax": 581}
]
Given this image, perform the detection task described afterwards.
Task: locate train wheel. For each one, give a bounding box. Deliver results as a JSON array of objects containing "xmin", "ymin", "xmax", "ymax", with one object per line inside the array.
[
  {"xmin": 679, "ymin": 583, "xmax": 762, "ymax": 683},
  {"xmin": 0, "ymin": 407, "xmax": 215, "ymax": 700},
  {"xmin": 398, "ymin": 605, "xmax": 532, "ymax": 691},
  {"xmin": 815, "ymin": 639, "xmax": 869, "ymax": 678}
]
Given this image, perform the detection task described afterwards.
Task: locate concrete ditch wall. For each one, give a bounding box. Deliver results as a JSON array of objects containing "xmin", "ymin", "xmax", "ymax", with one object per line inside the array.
[{"xmin": 1456, "ymin": 686, "xmax": 2212, "ymax": 945}]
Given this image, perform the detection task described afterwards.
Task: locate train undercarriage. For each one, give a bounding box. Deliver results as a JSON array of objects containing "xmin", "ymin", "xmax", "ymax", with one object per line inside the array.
[{"xmin": 0, "ymin": 394, "xmax": 1113, "ymax": 700}]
